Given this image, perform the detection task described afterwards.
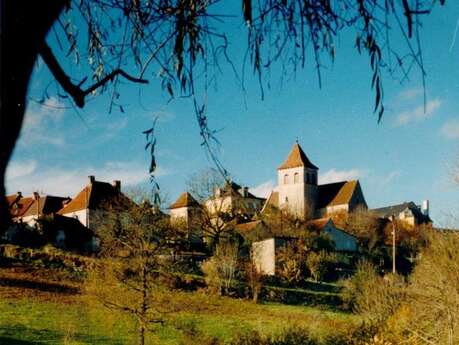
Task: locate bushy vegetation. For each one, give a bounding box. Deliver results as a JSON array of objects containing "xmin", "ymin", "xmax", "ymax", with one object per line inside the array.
[
  {"xmin": 201, "ymin": 241, "xmax": 239, "ymax": 295},
  {"xmin": 340, "ymin": 231, "xmax": 459, "ymax": 345},
  {"xmin": 341, "ymin": 261, "xmax": 406, "ymax": 324},
  {"xmin": 276, "ymin": 237, "xmax": 338, "ymax": 286}
]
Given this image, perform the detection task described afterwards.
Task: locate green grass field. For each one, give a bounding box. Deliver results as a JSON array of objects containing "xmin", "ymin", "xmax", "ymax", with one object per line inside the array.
[
  {"xmin": 0, "ymin": 256, "xmax": 359, "ymax": 345},
  {"xmin": 0, "ymin": 294, "xmax": 358, "ymax": 345}
]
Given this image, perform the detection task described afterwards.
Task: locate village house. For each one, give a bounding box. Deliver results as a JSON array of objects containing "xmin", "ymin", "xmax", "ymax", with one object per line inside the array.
[
  {"xmin": 307, "ymin": 218, "xmax": 359, "ymax": 252},
  {"xmin": 6, "ymin": 191, "xmax": 71, "ymax": 226},
  {"xmin": 169, "ymin": 192, "xmax": 201, "ymax": 226},
  {"xmin": 169, "ymin": 181, "xmax": 266, "ymax": 236},
  {"xmin": 250, "ymin": 218, "xmax": 359, "ymax": 275},
  {"xmin": 6, "ymin": 192, "xmax": 35, "ymax": 221},
  {"xmin": 20, "ymin": 193, "xmax": 71, "ymax": 227},
  {"xmin": 169, "ymin": 192, "xmax": 203, "ymax": 244},
  {"xmin": 371, "ymin": 201, "xmax": 431, "ymax": 227},
  {"xmin": 204, "ymin": 181, "xmax": 266, "ymax": 218},
  {"xmin": 57, "ymin": 175, "xmax": 129, "ymax": 230}
]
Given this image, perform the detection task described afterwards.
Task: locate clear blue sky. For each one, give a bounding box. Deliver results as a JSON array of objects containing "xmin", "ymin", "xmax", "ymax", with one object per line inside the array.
[{"xmin": 6, "ymin": 2, "xmax": 459, "ymax": 227}]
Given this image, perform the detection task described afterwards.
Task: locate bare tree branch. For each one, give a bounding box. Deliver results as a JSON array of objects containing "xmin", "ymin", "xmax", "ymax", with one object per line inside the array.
[{"xmin": 38, "ymin": 41, "xmax": 147, "ymax": 108}]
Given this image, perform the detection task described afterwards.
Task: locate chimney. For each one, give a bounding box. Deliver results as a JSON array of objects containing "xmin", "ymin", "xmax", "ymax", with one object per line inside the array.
[
  {"xmin": 113, "ymin": 180, "xmax": 121, "ymax": 192},
  {"xmin": 421, "ymin": 199, "xmax": 429, "ymax": 216},
  {"xmin": 16, "ymin": 191, "xmax": 22, "ymax": 199},
  {"xmin": 243, "ymin": 186, "xmax": 249, "ymax": 198},
  {"xmin": 88, "ymin": 175, "xmax": 95, "ymax": 184}
]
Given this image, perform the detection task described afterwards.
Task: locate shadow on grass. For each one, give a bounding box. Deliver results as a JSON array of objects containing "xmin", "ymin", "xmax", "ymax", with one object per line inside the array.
[
  {"xmin": 262, "ymin": 286, "xmax": 344, "ymax": 311},
  {"xmin": 0, "ymin": 324, "xmax": 125, "ymax": 345},
  {"xmin": 0, "ymin": 337, "xmax": 38, "ymax": 345},
  {"xmin": 301, "ymin": 280, "xmax": 342, "ymax": 294},
  {"xmin": 0, "ymin": 277, "xmax": 79, "ymax": 295}
]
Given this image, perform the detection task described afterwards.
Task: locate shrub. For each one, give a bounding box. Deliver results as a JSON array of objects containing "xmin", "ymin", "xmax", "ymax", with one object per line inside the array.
[
  {"xmin": 177, "ymin": 319, "xmax": 220, "ymax": 345},
  {"xmin": 201, "ymin": 241, "xmax": 239, "ymax": 295},
  {"xmin": 243, "ymin": 260, "xmax": 264, "ymax": 303},
  {"xmin": 341, "ymin": 261, "xmax": 406, "ymax": 325},
  {"xmin": 230, "ymin": 329, "xmax": 317, "ymax": 345},
  {"xmin": 305, "ymin": 251, "xmax": 337, "ymax": 282},
  {"xmin": 276, "ymin": 242, "xmax": 305, "ymax": 286},
  {"xmin": 393, "ymin": 231, "xmax": 459, "ymax": 345}
]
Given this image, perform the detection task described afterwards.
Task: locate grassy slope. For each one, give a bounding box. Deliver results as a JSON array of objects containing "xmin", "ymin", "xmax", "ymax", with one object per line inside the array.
[{"xmin": 0, "ymin": 266, "xmax": 358, "ymax": 345}]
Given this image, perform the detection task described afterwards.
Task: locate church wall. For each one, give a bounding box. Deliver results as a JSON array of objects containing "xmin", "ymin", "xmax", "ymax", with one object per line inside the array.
[{"xmin": 277, "ymin": 167, "xmax": 317, "ymax": 218}]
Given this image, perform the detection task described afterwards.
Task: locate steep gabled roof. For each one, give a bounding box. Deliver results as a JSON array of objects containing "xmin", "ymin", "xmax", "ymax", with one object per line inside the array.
[
  {"xmin": 169, "ymin": 192, "xmax": 199, "ymax": 209},
  {"xmin": 58, "ymin": 180, "xmax": 130, "ymax": 214},
  {"xmin": 23, "ymin": 195, "xmax": 70, "ymax": 217},
  {"xmin": 278, "ymin": 143, "xmax": 318, "ymax": 170},
  {"xmin": 7, "ymin": 194, "xmax": 34, "ymax": 218},
  {"xmin": 6, "ymin": 194, "xmax": 19, "ymax": 207},
  {"xmin": 317, "ymin": 180, "xmax": 359, "ymax": 209}
]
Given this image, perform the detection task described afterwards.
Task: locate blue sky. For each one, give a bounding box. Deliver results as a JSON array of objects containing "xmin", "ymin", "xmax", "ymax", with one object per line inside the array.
[{"xmin": 6, "ymin": 2, "xmax": 459, "ymax": 227}]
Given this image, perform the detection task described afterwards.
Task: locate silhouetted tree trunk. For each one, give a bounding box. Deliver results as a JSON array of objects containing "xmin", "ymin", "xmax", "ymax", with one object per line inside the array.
[{"xmin": 0, "ymin": 0, "xmax": 67, "ymax": 228}]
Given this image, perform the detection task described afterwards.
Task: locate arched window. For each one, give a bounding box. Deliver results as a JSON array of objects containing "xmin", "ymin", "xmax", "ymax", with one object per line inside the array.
[
  {"xmin": 306, "ymin": 173, "xmax": 310, "ymax": 184},
  {"xmin": 313, "ymin": 173, "xmax": 317, "ymax": 184},
  {"xmin": 294, "ymin": 172, "xmax": 299, "ymax": 184},
  {"xmin": 283, "ymin": 174, "xmax": 289, "ymax": 184}
]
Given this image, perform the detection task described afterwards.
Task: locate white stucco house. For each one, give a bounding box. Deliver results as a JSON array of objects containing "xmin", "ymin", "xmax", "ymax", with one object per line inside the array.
[{"xmin": 57, "ymin": 175, "xmax": 127, "ymax": 230}]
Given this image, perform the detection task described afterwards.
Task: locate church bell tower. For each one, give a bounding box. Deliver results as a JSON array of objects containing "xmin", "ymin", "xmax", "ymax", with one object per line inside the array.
[{"xmin": 277, "ymin": 142, "xmax": 318, "ymax": 219}]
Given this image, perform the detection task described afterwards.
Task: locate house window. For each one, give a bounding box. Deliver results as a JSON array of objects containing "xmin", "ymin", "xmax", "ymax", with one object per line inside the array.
[
  {"xmin": 294, "ymin": 172, "xmax": 299, "ymax": 184},
  {"xmin": 284, "ymin": 174, "xmax": 289, "ymax": 184}
]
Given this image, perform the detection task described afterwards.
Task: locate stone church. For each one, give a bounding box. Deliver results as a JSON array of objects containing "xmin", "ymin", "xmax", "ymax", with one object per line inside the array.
[{"xmin": 264, "ymin": 142, "xmax": 368, "ymax": 219}]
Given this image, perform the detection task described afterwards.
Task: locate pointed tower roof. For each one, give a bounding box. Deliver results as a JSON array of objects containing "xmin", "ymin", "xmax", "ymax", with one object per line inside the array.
[
  {"xmin": 278, "ymin": 143, "xmax": 318, "ymax": 170},
  {"xmin": 169, "ymin": 192, "xmax": 199, "ymax": 209}
]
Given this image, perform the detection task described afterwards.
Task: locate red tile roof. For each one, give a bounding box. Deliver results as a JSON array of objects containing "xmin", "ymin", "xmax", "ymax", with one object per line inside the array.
[
  {"xmin": 22, "ymin": 195, "xmax": 70, "ymax": 217},
  {"xmin": 58, "ymin": 180, "xmax": 129, "ymax": 214},
  {"xmin": 278, "ymin": 143, "xmax": 318, "ymax": 170},
  {"xmin": 7, "ymin": 194, "xmax": 34, "ymax": 218}
]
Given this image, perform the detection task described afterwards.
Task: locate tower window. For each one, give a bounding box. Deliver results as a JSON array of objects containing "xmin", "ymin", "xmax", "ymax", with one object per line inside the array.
[
  {"xmin": 294, "ymin": 172, "xmax": 299, "ymax": 184},
  {"xmin": 306, "ymin": 173, "xmax": 310, "ymax": 184},
  {"xmin": 283, "ymin": 174, "xmax": 289, "ymax": 184}
]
